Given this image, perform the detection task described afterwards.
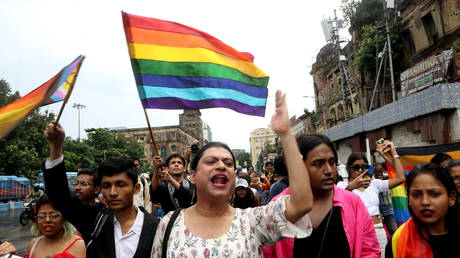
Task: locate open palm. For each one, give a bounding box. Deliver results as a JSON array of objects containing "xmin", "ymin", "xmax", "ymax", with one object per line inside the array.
[{"xmin": 271, "ymin": 90, "xmax": 290, "ymax": 136}]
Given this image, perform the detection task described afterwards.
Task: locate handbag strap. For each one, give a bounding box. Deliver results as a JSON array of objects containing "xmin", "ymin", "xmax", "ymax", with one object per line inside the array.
[
  {"xmin": 161, "ymin": 209, "xmax": 182, "ymax": 258},
  {"xmin": 86, "ymin": 210, "xmax": 109, "ymax": 248}
]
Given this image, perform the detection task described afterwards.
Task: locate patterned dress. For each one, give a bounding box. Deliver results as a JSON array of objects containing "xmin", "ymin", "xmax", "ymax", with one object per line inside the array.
[{"xmin": 151, "ymin": 195, "xmax": 312, "ymax": 258}]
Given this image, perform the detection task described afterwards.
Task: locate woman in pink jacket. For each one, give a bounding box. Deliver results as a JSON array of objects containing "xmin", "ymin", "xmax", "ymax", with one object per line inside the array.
[{"xmin": 263, "ymin": 134, "xmax": 380, "ymax": 258}]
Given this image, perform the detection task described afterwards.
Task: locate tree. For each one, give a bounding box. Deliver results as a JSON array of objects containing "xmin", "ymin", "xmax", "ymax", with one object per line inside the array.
[
  {"xmin": 236, "ymin": 152, "xmax": 251, "ymax": 168},
  {"xmin": 342, "ymin": 0, "xmax": 383, "ymax": 34},
  {"xmin": 84, "ymin": 128, "xmax": 144, "ymax": 165},
  {"xmin": 0, "ymin": 79, "xmax": 56, "ymax": 178}
]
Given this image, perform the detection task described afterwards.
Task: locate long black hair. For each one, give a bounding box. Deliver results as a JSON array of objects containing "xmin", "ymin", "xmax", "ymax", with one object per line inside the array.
[{"xmin": 233, "ymin": 187, "xmax": 260, "ymax": 209}]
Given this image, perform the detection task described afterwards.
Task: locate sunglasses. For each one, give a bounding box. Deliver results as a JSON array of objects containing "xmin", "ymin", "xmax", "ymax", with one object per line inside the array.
[
  {"xmin": 73, "ymin": 181, "xmax": 93, "ymax": 187},
  {"xmin": 36, "ymin": 212, "xmax": 61, "ymax": 222},
  {"xmin": 350, "ymin": 164, "xmax": 370, "ymax": 171}
]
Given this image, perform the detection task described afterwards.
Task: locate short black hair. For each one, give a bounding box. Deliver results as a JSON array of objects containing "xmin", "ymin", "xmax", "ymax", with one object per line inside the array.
[
  {"xmin": 98, "ymin": 158, "xmax": 138, "ymax": 185},
  {"xmin": 130, "ymin": 156, "xmax": 139, "ymax": 162},
  {"xmin": 297, "ymin": 133, "xmax": 338, "ymax": 163},
  {"xmin": 166, "ymin": 154, "xmax": 186, "ymax": 167},
  {"xmin": 430, "ymin": 153, "xmax": 452, "ymax": 165},
  {"xmin": 265, "ymin": 161, "xmax": 273, "ymax": 167},
  {"xmin": 191, "ymin": 142, "xmax": 235, "ymax": 171},
  {"xmin": 77, "ymin": 168, "xmax": 100, "ymax": 186},
  {"xmin": 273, "ymin": 154, "xmax": 288, "ymax": 177}
]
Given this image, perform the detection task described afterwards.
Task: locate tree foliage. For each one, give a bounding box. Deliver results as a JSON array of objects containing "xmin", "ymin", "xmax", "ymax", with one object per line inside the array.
[
  {"xmin": 236, "ymin": 152, "xmax": 251, "ymax": 168},
  {"xmin": 341, "ymin": 0, "xmax": 383, "ymax": 33},
  {"xmin": 355, "ymin": 20, "xmax": 405, "ymax": 79},
  {"xmin": 0, "ymin": 79, "xmax": 145, "ymax": 178}
]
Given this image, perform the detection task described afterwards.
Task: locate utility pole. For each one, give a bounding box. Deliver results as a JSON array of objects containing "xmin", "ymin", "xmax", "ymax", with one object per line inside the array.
[
  {"xmin": 383, "ymin": 0, "xmax": 396, "ymax": 102},
  {"xmin": 72, "ymin": 103, "xmax": 86, "ymax": 142},
  {"xmin": 333, "ymin": 10, "xmax": 348, "ymax": 120}
]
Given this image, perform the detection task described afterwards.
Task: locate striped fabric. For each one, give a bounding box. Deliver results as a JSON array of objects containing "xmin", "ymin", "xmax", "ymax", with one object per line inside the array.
[
  {"xmin": 122, "ymin": 11, "xmax": 269, "ymax": 117},
  {"xmin": 391, "ymin": 218, "xmax": 433, "ymax": 258},
  {"xmin": 0, "ymin": 55, "xmax": 84, "ymax": 139},
  {"xmin": 387, "ymin": 142, "xmax": 460, "ymax": 225}
]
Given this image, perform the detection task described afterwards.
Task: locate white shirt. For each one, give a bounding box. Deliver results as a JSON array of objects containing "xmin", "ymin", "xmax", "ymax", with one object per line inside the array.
[
  {"xmin": 114, "ymin": 206, "xmax": 144, "ymax": 258},
  {"xmin": 337, "ymin": 179, "xmax": 389, "ymax": 216}
]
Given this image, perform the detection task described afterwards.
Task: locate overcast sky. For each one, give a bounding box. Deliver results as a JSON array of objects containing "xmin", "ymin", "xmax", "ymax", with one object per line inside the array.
[{"xmin": 0, "ymin": 0, "xmax": 348, "ymax": 151}]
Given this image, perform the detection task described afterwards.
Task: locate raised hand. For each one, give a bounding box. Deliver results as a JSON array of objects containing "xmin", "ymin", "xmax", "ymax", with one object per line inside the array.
[
  {"xmin": 271, "ymin": 90, "xmax": 290, "ymax": 137},
  {"xmin": 44, "ymin": 122, "xmax": 65, "ymax": 160}
]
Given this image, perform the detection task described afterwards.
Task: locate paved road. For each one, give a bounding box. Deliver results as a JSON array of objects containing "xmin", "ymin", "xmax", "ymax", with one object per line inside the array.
[{"xmin": 0, "ymin": 209, "xmax": 32, "ymax": 256}]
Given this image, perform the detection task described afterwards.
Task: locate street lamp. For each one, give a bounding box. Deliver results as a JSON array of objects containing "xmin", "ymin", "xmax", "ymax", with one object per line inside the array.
[{"xmin": 72, "ymin": 103, "xmax": 86, "ymax": 141}]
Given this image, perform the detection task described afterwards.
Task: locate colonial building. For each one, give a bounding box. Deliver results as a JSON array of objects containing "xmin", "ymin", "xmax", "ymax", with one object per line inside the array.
[
  {"xmin": 179, "ymin": 110, "xmax": 203, "ymax": 142},
  {"xmin": 310, "ymin": 0, "xmax": 460, "ymax": 164},
  {"xmin": 249, "ymin": 127, "xmax": 277, "ymax": 168},
  {"xmin": 112, "ymin": 110, "xmax": 203, "ymax": 164}
]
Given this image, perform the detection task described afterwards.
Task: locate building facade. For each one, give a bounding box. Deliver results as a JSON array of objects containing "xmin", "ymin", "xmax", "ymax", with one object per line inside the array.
[
  {"xmin": 249, "ymin": 127, "xmax": 277, "ymax": 168},
  {"xmin": 310, "ymin": 0, "xmax": 460, "ymax": 164},
  {"xmin": 113, "ymin": 125, "xmax": 199, "ymax": 164},
  {"xmin": 202, "ymin": 122, "xmax": 213, "ymax": 143}
]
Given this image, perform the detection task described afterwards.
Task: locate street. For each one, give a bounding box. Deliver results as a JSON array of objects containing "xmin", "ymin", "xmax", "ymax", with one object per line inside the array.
[{"xmin": 0, "ymin": 209, "xmax": 31, "ymax": 256}]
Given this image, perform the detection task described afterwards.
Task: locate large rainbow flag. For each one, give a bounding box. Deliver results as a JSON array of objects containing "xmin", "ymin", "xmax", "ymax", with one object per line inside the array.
[
  {"xmin": 388, "ymin": 142, "xmax": 460, "ymax": 225},
  {"xmin": 0, "ymin": 55, "xmax": 85, "ymax": 139},
  {"xmin": 122, "ymin": 11, "xmax": 269, "ymax": 117}
]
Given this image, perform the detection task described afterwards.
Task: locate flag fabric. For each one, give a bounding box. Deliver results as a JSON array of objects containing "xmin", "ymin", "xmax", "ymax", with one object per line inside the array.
[
  {"xmin": 387, "ymin": 142, "xmax": 460, "ymax": 225},
  {"xmin": 122, "ymin": 11, "xmax": 269, "ymax": 117},
  {"xmin": 0, "ymin": 55, "xmax": 85, "ymax": 139}
]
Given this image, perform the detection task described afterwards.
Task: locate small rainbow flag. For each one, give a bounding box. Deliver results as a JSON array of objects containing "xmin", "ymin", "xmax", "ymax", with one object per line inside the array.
[
  {"xmin": 122, "ymin": 11, "xmax": 269, "ymax": 117},
  {"xmin": 0, "ymin": 55, "xmax": 84, "ymax": 139}
]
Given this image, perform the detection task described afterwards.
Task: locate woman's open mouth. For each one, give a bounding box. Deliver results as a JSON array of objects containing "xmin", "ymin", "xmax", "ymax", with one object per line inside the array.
[{"xmin": 211, "ymin": 174, "xmax": 228, "ymax": 188}]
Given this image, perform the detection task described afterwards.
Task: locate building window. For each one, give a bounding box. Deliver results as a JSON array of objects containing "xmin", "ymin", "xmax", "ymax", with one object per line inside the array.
[
  {"xmin": 171, "ymin": 145, "xmax": 177, "ymax": 152},
  {"xmin": 170, "ymin": 132, "xmax": 176, "ymax": 139},
  {"xmin": 401, "ymin": 29, "xmax": 416, "ymax": 56},
  {"xmin": 422, "ymin": 12, "xmax": 438, "ymax": 44}
]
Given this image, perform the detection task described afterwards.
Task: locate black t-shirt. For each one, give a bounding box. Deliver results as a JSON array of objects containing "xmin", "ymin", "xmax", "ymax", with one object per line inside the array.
[
  {"xmin": 293, "ymin": 206, "xmax": 350, "ymax": 258},
  {"xmin": 385, "ymin": 230, "xmax": 460, "ymax": 258}
]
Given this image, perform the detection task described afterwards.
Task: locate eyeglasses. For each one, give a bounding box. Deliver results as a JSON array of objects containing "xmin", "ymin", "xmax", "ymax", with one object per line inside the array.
[
  {"xmin": 73, "ymin": 181, "xmax": 93, "ymax": 187},
  {"xmin": 36, "ymin": 212, "xmax": 61, "ymax": 222},
  {"xmin": 350, "ymin": 164, "xmax": 370, "ymax": 171}
]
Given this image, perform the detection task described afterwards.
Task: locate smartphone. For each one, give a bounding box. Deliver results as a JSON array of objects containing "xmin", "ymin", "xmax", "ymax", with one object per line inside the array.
[{"xmin": 365, "ymin": 165, "xmax": 375, "ymax": 177}]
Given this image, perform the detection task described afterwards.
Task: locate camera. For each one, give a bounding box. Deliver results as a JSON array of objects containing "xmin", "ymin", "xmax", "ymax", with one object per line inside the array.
[{"xmin": 191, "ymin": 143, "xmax": 200, "ymax": 154}]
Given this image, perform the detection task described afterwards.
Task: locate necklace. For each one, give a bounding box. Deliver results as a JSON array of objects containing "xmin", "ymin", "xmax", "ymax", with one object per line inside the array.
[{"xmin": 317, "ymin": 208, "xmax": 333, "ymax": 258}]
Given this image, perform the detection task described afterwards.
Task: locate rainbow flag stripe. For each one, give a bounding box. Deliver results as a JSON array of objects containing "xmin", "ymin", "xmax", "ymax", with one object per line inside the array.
[
  {"xmin": 0, "ymin": 56, "xmax": 84, "ymax": 139},
  {"xmin": 122, "ymin": 11, "xmax": 269, "ymax": 117}
]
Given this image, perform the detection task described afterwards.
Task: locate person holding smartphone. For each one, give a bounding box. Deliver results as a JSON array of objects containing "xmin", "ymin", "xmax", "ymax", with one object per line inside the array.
[{"xmin": 337, "ymin": 140, "xmax": 406, "ymax": 257}]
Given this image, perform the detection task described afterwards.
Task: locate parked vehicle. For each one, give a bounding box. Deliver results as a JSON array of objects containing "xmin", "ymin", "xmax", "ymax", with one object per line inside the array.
[
  {"xmin": 36, "ymin": 171, "xmax": 78, "ymax": 192},
  {"xmin": 0, "ymin": 175, "xmax": 32, "ymax": 202}
]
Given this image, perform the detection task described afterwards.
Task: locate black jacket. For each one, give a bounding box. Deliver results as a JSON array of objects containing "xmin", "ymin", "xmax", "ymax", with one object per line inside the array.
[
  {"xmin": 150, "ymin": 180, "xmax": 194, "ymax": 214},
  {"xmin": 44, "ymin": 161, "xmax": 159, "ymax": 258}
]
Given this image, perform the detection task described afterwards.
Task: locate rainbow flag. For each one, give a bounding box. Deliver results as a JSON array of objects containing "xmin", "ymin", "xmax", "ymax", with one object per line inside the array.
[
  {"xmin": 0, "ymin": 55, "xmax": 85, "ymax": 139},
  {"xmin": 388, "ymin": 142, "xmax": 460, "ymax": 225},
  {"xmin": 122, "ymin": 11, "xmax": 269, "ymax": 117}
]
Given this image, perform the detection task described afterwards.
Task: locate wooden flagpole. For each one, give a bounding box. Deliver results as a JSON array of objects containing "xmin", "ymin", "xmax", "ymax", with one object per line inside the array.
[{"xmin": 143, "ymin": 108, "xmax": 159, "ymax": 156}]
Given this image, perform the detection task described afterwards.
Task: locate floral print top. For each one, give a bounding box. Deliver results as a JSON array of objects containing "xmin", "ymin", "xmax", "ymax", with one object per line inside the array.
[{"xmin": 151, "ymin": 195, "xmax": 312, "ymax": 258}]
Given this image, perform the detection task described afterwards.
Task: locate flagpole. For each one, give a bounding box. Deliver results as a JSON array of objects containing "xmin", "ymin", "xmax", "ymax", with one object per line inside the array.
[
  {"xmin": 143, "ymin": 108, "xmax": 159, "ymax": 156},
  {"xmin": 55, "ymin": 56, "xmax": 85, "ymax": 125}
]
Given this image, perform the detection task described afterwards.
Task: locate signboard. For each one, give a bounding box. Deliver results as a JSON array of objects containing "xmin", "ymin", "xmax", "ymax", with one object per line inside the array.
[{"xmin": 401, "ymin": 49, "xmax": 454, "ymax": 97}]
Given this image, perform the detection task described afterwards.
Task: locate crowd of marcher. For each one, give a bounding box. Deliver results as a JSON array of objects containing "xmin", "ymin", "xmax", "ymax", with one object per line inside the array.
[{"xmin": 1, "ymin": 90, "xmax": 459, "ymax": 258}]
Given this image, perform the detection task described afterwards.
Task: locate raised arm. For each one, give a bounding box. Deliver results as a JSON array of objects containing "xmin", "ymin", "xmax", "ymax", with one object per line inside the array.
[
  {"xmin": 385, "ymin": 141, "xmax": 405, "ymax": 189},
  {"xmin": 43, "ymin": 122, "xmax": 97, "ymax": 239},
  {"xmin": 271, "ymin": 90, "xmax": 313, "ymax": 223},
  {"xmin": 151, "ymin": 155, "xmax": 163, "ymax": 192}
]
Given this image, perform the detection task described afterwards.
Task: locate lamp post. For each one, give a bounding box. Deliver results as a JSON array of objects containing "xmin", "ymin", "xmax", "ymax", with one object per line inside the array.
[{"xmin": 72, "ymin": 103, "xmax": 86, "ymax": 142}]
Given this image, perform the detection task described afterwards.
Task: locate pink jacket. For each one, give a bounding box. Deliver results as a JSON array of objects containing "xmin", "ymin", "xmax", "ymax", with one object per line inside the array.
[{"xmin": 263, "ymin": 185, "xmax": 380, "ymax": 258}]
